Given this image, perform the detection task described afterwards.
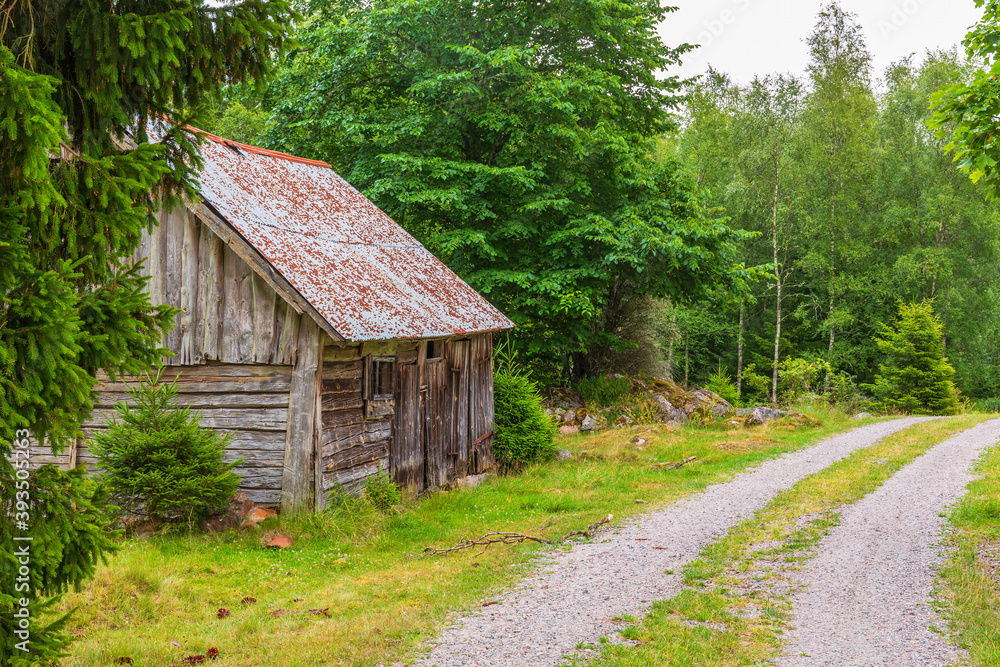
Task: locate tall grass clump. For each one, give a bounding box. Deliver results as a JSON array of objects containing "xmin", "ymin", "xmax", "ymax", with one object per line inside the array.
[
  {"xmin": 363, "ymin": 466, "xmax": 401, "ymax": 513},
  {"xmin": 493, "ymin": 340, "xmax": 556, "ymax": 470}
]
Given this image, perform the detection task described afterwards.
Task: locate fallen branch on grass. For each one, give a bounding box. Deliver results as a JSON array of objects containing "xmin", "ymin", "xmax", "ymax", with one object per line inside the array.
[
  {"xmin": 423, "ymin": 531, "xmax": 553, "ymax": 556},
  {"xmin": 561, "ymin": 514, "xmax": 613, "ymax": 541},
  {"xmin": 654, "ymin": 456, "xmax": 698, "ymax": 469},
  {"xmin": 425, "ymin": 515, "xmax": 614, "ymax": 556}
]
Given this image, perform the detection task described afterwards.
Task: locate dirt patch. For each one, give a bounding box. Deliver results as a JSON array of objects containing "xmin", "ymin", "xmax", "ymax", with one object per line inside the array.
[
  {"xmin": 976, "ymin": 541, "xmax": 1000, "ymax": 591},
  {"xmin": 716, "ymin": 435, "xmax": 778, "ymax": 451}
]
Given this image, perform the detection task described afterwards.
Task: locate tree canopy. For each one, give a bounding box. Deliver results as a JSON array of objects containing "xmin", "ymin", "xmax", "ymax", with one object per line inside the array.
[
  {"xmin": 931, "ymin": 0, "xmax": 1000, "ymax": 197},
  {"xmin": 670, "ymin": 4, "xmax": 1000, "ymax": 403},
  {"xmin": 260, "ymin": 0, "xmax": 760, "ymax": 377}
]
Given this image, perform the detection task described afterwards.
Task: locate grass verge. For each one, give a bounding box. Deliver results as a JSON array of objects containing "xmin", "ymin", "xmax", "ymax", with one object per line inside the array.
[
  {"xmin": 938, "ymin": 431, "xmax": 1000, "ymax": 665},
  {"xmin": 575, "ymin": 414, "xmax": 991, "ymax": 667},
  {"xmin": 57, "ymin": 409, "xmax": 859, "ymax": 667}
]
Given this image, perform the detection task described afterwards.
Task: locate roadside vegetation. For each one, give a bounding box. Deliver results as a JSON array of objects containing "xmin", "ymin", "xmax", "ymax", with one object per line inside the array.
[
  {"xmin": 575, "ymin": 414, "xmax": 992, "ymax": 667},
  {"xmin": 60, "ymin": 409, "xmax": 856, "ymax": 667},
  {"xmin": 939, "ymin": 439, "xmax": 1000, "ymax": 665}
]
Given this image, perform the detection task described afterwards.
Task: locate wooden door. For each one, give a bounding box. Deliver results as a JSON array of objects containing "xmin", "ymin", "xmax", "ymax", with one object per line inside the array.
[
  {"xmin": 468, "ymin": 334, "xmax": 496, "ymax": 474},
  {"xmin": 444, "ymin": 340, "xmax": 470, "ymax": 481},
  {"xmin": 424, "ymin": 358, "xmax": 448, "ymax": 488},
  {"xmin": 392, "ymin": 363, "xmax": 423, "ymax": 495}
]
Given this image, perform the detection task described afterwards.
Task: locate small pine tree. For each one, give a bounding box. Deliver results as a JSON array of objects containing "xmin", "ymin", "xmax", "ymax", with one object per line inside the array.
[
  {"xmin": 492, "ymin": 341, "xmax": 556, "ymax": 470},
  {"xmin": 90, "ymin": 371, "xmax": 242, "ymax": 523},
  {"xmin": 867, "ymin": 301, "xmax": 960, "ymax": 415}
]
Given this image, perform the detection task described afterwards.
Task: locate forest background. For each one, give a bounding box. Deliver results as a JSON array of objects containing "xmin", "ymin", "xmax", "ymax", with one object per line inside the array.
[{"xmin": 208, "ymin": 0, "xmax": 1000, "ymax": 406}]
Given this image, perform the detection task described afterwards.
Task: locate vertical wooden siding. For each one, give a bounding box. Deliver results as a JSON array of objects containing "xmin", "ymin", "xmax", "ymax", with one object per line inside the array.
[
  {"xmin": 469, "ymin": 333, "xmax": 496, "ymax": 474},
  {"xmin": 393, "ymin": 362, "xmax": 423, "ymax": 495},
  {"xmin": 444, "ymin": 340, "xmax": 471, "ymax": 482},
  {"xmin": 282, "ymin": 318, "xmax": 322, "ymax": 510},
  {"xmin": 136, "ymin": 207, "xmax": 300, "ymax": 366},
  {"xmin": 423, "ymin": 358, "xmax": 448, "ymax": 488}
]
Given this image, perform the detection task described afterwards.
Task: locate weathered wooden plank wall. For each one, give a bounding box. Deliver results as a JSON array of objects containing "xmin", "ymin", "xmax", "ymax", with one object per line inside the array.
[
  {"xmin": 20, "ymin": 439, "xmax": 77, "ymax": 471},
  {"xmin": 137, "ymin": 208, "xmax": 301, "ymax": 366},
  {"xmin": 393, "ymin": 362, "xmax": 422, "ymax": 495},
  {"xmin": 424, "ymin": 358, "xmax": 448, "ymax": 488},
  {"xmin": 469, "ymin": 333, "xmax": 496, "ymax": 474},
  {"xmin": 25, "ymin": 332, "xmax": 498, "ymax": 507},
  {"xmin": 318, "ymin": 343, "xmax": 395, "ymax": 496},
  {"xmin": 318, "ymin": 334, "xmax": 495, "ymax": 498},
  {"xmin": 79, "ymin": 364, "xmax": 292, "ymax": 505},
  {"xmin": 444, "ymin": 340, "xmax": 470, "ymax": 482},
  {"xmin": 282, "ymin": 318, "xmax": 321, "ymax": 510}
]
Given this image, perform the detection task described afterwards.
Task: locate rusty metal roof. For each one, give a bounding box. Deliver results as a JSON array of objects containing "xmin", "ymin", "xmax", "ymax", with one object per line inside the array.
[{"xmin": 184, "ymin": 130, "xmax": 514, "ymax": 342}]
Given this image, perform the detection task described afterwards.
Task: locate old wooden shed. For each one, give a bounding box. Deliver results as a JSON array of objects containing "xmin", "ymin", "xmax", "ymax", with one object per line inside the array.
[{"xmin": 40, "ymin": 130, "xmax": 514, "ymax": 509}]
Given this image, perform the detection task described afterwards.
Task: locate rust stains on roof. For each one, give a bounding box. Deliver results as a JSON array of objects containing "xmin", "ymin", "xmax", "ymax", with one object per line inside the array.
[{"xmin": 188, "ymin": 130, "xmax": 514, "ymax": 342}]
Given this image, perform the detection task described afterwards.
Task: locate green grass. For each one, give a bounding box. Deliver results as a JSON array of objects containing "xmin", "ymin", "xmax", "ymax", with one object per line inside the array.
[
  {"xmin": 54, "ymin": 409, "xmax": 862, "ymax": 667},
  {"xmin": 938, "ymin": 425, "xmax": 1000, "ymax": 665},
  {"xmin": 579, "ymin": 414, "xmax": 991, "ymax": 667}
]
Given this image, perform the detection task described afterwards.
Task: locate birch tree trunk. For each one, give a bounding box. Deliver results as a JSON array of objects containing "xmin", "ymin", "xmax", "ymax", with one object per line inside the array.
[
  {"xmin": 737, "ymin": 302, "xmax": 745, "ymax": 396},
  {"xmin": 771, "ymin": 148, "xmax": 783, "ymax": 406},
  {"xmin": 825, "ymin": 202, "xmax": 836, "ymax": 393}
]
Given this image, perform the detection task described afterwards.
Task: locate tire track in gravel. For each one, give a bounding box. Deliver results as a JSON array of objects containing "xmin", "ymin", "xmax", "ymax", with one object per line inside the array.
[
  {"xmin": 777, "ymin": 418, "xmax": 1000, "ymax": 667},
  {"xmin": 415, "ymin": 417, "xmax": 936, "ymax": 667}
]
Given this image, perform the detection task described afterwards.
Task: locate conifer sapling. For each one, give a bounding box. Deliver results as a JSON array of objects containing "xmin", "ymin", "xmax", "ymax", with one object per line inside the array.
[
  {"xmin": 91, "ymin": 370, "xmax": 242, "ymax": 523},
  {"xmin": 867, "ymin": 301, "xmax": 960, "ymax": 415}
]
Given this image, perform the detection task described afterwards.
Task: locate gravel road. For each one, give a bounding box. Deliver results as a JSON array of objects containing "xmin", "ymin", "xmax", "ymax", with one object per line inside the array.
[
  {"xmin": 416, "ymin": 417, "xmax": 934, "ymax": 667},
  {"xmin": 777, "ymin": 417, "xmax": 1000, "ymax": 667}
]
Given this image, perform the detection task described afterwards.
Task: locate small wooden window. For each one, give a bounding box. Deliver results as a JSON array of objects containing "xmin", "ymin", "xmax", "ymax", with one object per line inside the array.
[{"xmin": 366, "ymin": 356, "xmax": 396, "ymax": 401}]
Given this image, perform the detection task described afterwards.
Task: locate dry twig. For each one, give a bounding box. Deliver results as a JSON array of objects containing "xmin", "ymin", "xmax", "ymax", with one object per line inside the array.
[
  {"xmin": 423, "ymin": 531, "xmax": 552, "ymax": 556},
  {"xmin": 561, "ymin": 514, "xmax": 613, "ymax": 541},
  {"xmin": 654, "ymin": 456, "xmax": 698, "ymax": 469},
  {"xmin": 425, "ymin": 515, "xmax": 615, "ymax": 556}
]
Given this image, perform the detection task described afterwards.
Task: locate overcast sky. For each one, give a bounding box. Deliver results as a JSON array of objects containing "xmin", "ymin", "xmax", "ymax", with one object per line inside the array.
[{"xmin": 658, "ymin": 0, "xmax": 983, "ymax": 85}]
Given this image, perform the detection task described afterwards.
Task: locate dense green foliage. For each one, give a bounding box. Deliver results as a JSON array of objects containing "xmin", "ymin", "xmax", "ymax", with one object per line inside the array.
[
  {"xmin": 493, "ymin": 344, "xmax": 556, "ymax": 469},
  {"xmin": 0, "ymin": 0, "xmax": 291, "ymax": 661},
  {"xmin": 576, "ymin": 376, "xmax": 633, "ymax": 409},
  {"xmin": 866, "ymin": 301, "xmax": 960, "ymax": 415},
  {"xmin": 250, "ymin": 0, "xmax": 760, "ymax": 378},
  {"xmin": 669, "ymin": 3, "xmax": 1000, "ymax": 403},
  {"xmin": 90, "ymin": 372, "xmax": 242, "ymax": 522},
  {"xmin": 931, "ymin": 0, "xmax": 1000, "ymax": 197}
]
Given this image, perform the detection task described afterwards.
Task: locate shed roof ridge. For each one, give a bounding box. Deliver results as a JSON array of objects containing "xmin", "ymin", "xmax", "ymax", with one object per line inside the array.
[{"xmin": 189, "ymin": 126, "xmax": 332, "ymax": 168}]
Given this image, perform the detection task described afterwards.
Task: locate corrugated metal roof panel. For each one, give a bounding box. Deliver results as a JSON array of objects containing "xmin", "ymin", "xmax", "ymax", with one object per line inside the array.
[{"xmin": 181, "ymin": 129, "xmax": 514, "ymax": 342}]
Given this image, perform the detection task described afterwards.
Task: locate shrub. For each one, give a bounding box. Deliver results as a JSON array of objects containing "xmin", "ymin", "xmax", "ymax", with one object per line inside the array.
[
  {"xmin": 363, "ymin": 466, "xmax": 401, "ymax": 513},
  {"xmin": 575, "ymin": 375, "xmax": 633, "ymax": 408},
  {"xmin": 865, "ymin": 301, "xmax": 960, "ymax": 415},
  {"xmin": 827, "ymin": 369, "xmax": 869, "ymax": 414},
  {"xmin": 778, "ymin": 357, "xmax": 830, "ymax": 403},
  {"xmin": 971, "ymin": 397, "xmax": 1000, "ymax": 413},
  {"xmin": 739, "ymin": 363, "xmax": 771, "ymax": 405},
  {"xmin": 493, "ymin": 341, "xmax": 557, "ymax": 470},
  {"xmin": 90, "ymin": 369, "xmax": 242, "ymax": 524}
]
